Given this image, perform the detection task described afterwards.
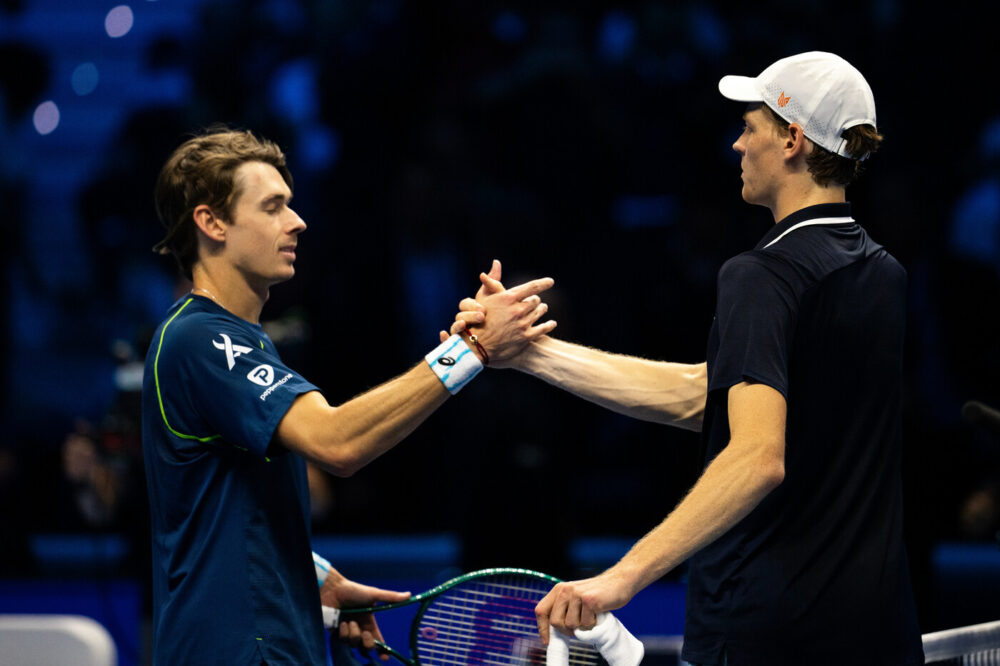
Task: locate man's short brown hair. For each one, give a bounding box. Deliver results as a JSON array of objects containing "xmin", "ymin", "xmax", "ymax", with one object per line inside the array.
[
  {"xmin": 759, "ymin": 103, "xmax": 883, "ymax": 187},
  {"xmin": 153, "ymin": 127, "xmax": 293, "ymax": 280}
]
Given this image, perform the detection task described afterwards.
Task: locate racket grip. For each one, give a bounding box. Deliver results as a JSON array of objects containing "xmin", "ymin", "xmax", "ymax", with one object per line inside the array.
[
  {"xmin": 575, "ymin": 612, "xmax": 644, "ymax": 666},
  {"xmin": 546, "ymin": 628, "xmax": 571, "ymax": 666}
]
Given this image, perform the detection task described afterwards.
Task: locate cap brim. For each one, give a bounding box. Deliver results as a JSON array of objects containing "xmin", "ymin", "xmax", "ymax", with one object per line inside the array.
[{"xmin": 718, "ymin": 75, "xmax": 762, "ymax": 102}]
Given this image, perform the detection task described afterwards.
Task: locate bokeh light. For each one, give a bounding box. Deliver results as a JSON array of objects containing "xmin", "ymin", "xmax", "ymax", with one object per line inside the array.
[
  {"xmin": 71, "ymin": 62, "xmax": 100, "ymax": 96},
  {"xmin": 32, "ymin": 100, "xmax": 60, "ymax": 135},
  {"xmin": 105, "ymin": 5, "xmax": 134, "ymax": 38}
]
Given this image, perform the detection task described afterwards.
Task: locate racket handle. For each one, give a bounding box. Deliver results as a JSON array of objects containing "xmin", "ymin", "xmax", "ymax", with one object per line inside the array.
[
  {"xmin": 575, "ymin": 612, "xmax": 644, "ymax": 666},
  {"xmin": 546, "ymin": 627, "xmax": 571, "ymax": 666}
]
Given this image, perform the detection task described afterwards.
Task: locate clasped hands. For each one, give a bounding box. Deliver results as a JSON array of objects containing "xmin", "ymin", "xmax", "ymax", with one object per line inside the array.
[
  {"xmin": 439, "ymin": 259, "xmax": 557, "ymax": 367},
  {"xmin": 441, "ymin": 260, "xmax": 637, "ymax": 645}
]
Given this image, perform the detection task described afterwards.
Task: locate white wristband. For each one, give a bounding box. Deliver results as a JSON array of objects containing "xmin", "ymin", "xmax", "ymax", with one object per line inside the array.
[
  {"xmin": 313, "ymin": 551, "xmax": 331, "ymax": 587},
  {"xmin": 322, "ymin": 605, "xmax": 341, "ymax": 629},
  {"xmin": 425, "ymin": 335, "xmax": 483, "ymax": 394}
]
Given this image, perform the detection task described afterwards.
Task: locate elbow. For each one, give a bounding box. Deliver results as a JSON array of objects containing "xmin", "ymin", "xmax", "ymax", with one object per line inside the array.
[
  {"xmin": 325, "ymin": 460, "xmax": 360, "ymax": 478},
  {"xmin": 314, "ymin": 443, "xmax": 366, "ymax": 478},
  {"xmin": 758, "ymin": 454, "xmax": 785, "ymax": 492}
]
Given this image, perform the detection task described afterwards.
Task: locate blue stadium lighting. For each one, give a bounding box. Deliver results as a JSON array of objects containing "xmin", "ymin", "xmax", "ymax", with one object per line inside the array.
[
  {"xmin": 105, "ymin": 5, "xmax": 134, "ymax": 39},
  {"xmin": 32, "ymin": 100, "xmax": 60, "ymax": 135},
  {"xmin": 492, "ymin": 11, "xmax": 526, "ymax": 44},
  {"xmin": 71, "ymin": 62, "xmax": 100, "ymax": 96},
  {"xmin": 598, "ymin": 10, "xmax": 636, "ymax": 63}
]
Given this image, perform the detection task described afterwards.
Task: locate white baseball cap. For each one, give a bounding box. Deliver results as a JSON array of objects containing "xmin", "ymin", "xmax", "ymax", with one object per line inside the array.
[{"xmin": 718, "ymin": 51, "xmax": 876, "ymax": 159}]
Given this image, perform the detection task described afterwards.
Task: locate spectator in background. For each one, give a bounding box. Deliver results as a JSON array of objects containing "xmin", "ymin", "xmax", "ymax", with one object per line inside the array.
[{"xmin": 59, "ymin": 425, "xmax": 121, "ymax": 529}]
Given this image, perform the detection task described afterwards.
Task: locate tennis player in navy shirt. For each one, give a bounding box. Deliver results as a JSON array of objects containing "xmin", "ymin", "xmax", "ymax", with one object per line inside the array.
[
  {"xmin": 143, "ymin": 128, "xmax": 558, "ymax": 664},
  {"xmin": 456, "ymin": 52, "xmax": 924, "ymax": 665}
]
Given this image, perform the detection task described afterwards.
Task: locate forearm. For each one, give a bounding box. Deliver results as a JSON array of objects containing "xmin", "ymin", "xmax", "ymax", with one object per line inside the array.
[
  {"xmin": 281, "ymin": 362, "xmax": 451, "ymax": 476},
  {"xmin": 610, "ymin": 436, "xmax": 784, "ymax": 595},
  {"xmin": 512, "ymin": 336, "xmax": 707, "ymax": 430}
]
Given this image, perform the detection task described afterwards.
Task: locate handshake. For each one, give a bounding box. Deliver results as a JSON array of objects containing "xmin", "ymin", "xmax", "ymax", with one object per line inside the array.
[{"xmin": 436, "ymin": 259, "xmax": 558, "ymax": 370}]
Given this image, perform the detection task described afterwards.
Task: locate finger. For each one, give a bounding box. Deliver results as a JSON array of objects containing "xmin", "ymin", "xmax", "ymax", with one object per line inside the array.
[
  {"xmin": 526, "ymin": 319, "xmax": 558, "ymax": 339},
  {"xmin": 537, "ymin": 616, "xmax": 550, "ymax": 645},
  {"xmin": 518, "ymin": 294, "xmax": 542, "ymax": 310},
  {"xmin": 440, "ymin": 330, "xmax": 449, "ymax": 343},
  {"xmin": 549, "ymin": 599, "xmax": 568, "ymax": 636},
  {"xmin": 459, "ymin": 297, "xmax": 485, "ymax": 312},
  {"xmin": 487, "ymin": 259, "xmax": 502, "ymax": 282},
  {"xmin": 506, "ymin": 277, "xmax": 554, "ymax": 301},
  {"xmin": 535, "ymin": 591, "xmax": 555, "ymax": 645},
  {"xmin": 449, "ymin": 320, "xmax": 467, "ymax": 335},
  {"xmin": 341, "ymin": 620, "xmax": 362, "ymax": 644},
  {"xmin": 564, "ymin": 595, "xmax": 583, "ymax": 630},
  {"xmin": 362, "ymin": 630, "xmax": 375, "ymax": 651},
  {"xmin": 521, "ymin": 301, "xmax": 548, "ymax": 324},
  {"xmin": 479, "ymin": 272, "xmax": 505, "ymax": 295},
  {"xmin": 580, "ymin": 604, "xmax": 598, "ymax": 631},
  {"xmin": 456, "ymin": 310, "xmax": 485, "ymax": 325}
]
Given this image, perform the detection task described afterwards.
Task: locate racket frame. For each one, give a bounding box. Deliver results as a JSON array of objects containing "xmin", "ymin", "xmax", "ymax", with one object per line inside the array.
[{"xmin": 338, "ymin": 567, "xmax": 561, "ymax": 665}]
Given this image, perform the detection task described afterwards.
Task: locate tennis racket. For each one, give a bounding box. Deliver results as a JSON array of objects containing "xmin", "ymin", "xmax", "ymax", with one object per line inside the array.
[{"xmin": 330, "ymin": 567, "xmax": 638, "ymax": 665}]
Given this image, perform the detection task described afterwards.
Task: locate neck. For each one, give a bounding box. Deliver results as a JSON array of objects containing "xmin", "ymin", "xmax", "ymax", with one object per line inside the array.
[
  {"xmin": 769, "ymin": 178, "xmax": 846, "ymax": 223},
  {"xmin": 190, "ymin": 266, "xmax": 268, "ymax": 323}
]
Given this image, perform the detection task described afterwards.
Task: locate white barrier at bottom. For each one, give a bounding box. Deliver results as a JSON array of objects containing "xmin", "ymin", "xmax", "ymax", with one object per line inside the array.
[{"xmin": 0, "ymin": 614, "xmax": 117, "ymax": 666}]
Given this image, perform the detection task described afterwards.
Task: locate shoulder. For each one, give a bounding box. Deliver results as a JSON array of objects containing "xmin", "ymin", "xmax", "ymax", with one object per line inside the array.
[
  {"xmin": 878, "ymin": 247, "xmax": 907, "ymax": 279},
  {"xmin": 718, "ymin": 251, "xmax": 793, "ymax": 287},
  {"xmin": 154, "ymin": 302, "xmax": 257, "ymax": 367}
]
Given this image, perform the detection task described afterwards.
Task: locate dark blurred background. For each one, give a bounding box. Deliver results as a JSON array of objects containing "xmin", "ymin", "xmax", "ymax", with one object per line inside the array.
[{"xmin": 2, "ymin": 0, "xmax": 1000, "ymax": 663}]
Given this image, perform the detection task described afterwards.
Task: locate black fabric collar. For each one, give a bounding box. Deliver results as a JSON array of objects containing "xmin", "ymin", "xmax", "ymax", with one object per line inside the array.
[{"xmin": 755, "ymin": 202, "xmax": 853, "ymax": 250}]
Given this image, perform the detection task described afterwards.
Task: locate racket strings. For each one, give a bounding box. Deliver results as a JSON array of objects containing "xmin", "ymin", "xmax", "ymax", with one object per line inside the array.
[{"xmin": 415, "ymin": 575, "xmax": 601, "ymax": 665}]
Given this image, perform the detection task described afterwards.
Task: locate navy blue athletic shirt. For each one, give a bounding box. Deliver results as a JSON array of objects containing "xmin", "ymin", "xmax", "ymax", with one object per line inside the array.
[
  {"xmin": 681, "ymin": 203, "xmax": 924, "ymax": 666},
  {"xmin": 141, "ymin": 294, "xmax": 326, "ymax": 665}
]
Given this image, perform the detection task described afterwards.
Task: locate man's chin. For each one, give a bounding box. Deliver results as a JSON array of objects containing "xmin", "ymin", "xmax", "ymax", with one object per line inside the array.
[{"xmin": 267, "ymin": 268, "xmax": 296, "ymax": 287}]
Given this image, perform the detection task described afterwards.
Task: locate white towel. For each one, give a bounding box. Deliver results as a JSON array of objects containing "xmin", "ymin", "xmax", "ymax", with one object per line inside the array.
[{"xmin": 546, "ymin": 611, "xmax": 644, "ymax": 666}]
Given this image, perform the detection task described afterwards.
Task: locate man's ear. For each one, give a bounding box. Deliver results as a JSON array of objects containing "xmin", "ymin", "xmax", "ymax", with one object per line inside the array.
[
  {"xmin": 192, "ymin": 204, "xmax": 227, "ymax": 242},
  {"xmin": 785, "ymin": 123, "xmax": 813, "ymax": 160}
]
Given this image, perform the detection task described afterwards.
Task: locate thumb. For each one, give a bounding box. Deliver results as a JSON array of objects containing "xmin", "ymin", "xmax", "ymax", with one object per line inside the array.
[
  {"xmin": 479, "ymin": 271, "xmax": 504, "ymax": 295},
  {"xmin": 440, "ymin": 330, "xmax": 450, "ymax": 342},
  {"xmin": 487, "ymin": 259, "xmax": 502, "ymax": 282},
  {"xmin": 368, "ymin": 587, "xmax": 411, "ymax": 603}
]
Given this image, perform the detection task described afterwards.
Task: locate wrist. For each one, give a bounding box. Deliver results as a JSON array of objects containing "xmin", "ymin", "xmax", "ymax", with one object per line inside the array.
[
  {"xmin": 461, "ymin": 327, "xmax": 490, "ymax": 366},
  {"xmin": 425, "ymin": 334, "xmax": 484, "ymax": 394},
  {"xmin": 509, "ymin": 335, "xmax": 550, "ymax": 373},
  {"xmin": 607, "ymin": 558, "xmax": 649, "ymax": 600},
  {"xmin": 314, "ymin": 552, "xmax": 332, "ymax": 588}
]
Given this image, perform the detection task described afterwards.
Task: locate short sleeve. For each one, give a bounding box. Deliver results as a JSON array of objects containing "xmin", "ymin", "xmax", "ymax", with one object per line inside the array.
[
  {"xmin": 154, "ymin": 311, "xmax": 319, "ymax": 457},
  {"xmin": 708, "ymin": 254, "xmax": 798, "ymax": 397}
]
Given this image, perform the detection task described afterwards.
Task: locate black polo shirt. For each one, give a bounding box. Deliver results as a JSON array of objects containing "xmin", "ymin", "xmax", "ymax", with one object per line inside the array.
[{"xmin": 681, "ymin": 203, "xmax": 923, "ymax": 666}]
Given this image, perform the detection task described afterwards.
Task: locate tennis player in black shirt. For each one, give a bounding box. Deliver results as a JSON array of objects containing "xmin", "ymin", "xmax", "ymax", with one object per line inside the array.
[{"xmin": 454, "ymin": 51, "xmax": 923, "ymax": 666}]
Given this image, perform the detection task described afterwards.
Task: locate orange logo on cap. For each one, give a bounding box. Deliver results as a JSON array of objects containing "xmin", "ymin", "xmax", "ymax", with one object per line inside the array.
[{"xmin": 777, "ymin": 91, "xmax": 791, "ymax": 107}]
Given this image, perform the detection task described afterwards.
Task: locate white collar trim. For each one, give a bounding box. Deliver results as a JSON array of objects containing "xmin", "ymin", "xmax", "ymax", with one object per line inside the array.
[{"xmin": 763, "ymin": 216, "xmax": 855, "ymax": 249}]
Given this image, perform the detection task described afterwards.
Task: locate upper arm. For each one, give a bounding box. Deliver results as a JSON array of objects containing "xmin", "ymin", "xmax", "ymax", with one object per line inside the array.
[
  {"xmin": 274, "ymin": 391, "xmax": 348, "ymax": 472},
  {"xmin": 727, "ymin": 381, "xmax": 787, "ymax": 479},
  {"xmin": 710, "ymin": 255, "xmax": 798, "ymax": 397}
]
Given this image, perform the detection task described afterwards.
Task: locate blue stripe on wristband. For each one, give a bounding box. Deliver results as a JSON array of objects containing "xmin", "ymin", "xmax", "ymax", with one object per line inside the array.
[
  {"xmin": 425, "ymin": 335, "xmax": 484, "ymax": 394},
  {"xmin": 313, "ymin": 551, "xmax": 331, "ymax": 587}
]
